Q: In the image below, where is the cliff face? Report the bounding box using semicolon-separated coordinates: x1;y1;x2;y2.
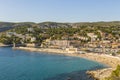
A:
0;21;120;32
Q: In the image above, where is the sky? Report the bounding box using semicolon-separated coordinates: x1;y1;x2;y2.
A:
0;0;120;23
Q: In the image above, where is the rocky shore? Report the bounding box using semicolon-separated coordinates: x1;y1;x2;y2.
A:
13;47;120;80
79;54;119;80
70;53;120;80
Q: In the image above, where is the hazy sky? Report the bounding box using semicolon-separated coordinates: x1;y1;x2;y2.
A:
0;0;120;22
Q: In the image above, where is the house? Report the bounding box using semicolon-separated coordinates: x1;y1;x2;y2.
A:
26;43;38;47
69;34;88;41
6;32;16;37
102;40;111;43
66;46;78;53
87;42;98;48
77;36;88;41
87;33;98;41
31;37;36;42
27;28;34;32
111;43;119;49
6;32;26;39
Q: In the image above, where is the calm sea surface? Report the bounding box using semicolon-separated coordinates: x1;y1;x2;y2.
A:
0;47;106;80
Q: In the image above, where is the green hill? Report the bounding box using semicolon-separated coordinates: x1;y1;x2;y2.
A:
0;21;120;32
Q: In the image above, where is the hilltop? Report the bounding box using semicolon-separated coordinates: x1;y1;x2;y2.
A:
0;21;120;32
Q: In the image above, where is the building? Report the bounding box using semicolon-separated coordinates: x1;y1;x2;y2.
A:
31;37;36;42
27;28;34;32
111;43;119;49
66;46;78;53
26;43;38;47
87;33;98;41
6;32;16;37
49;40;70;48
77;36;88;41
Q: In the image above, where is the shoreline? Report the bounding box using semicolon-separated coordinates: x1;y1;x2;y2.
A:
0;43;11;47
13;47;120;80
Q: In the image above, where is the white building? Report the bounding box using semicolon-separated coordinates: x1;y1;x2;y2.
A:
50;40;70;48
66;46;78;53
31;37;36;42
27;28;34;32
87;33;98;41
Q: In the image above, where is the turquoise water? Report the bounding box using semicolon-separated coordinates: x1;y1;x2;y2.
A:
0;47;106;80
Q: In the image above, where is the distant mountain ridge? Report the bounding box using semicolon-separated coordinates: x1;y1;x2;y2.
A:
0;21;120;32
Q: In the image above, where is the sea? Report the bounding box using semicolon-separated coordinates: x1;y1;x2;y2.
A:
0;47;106;80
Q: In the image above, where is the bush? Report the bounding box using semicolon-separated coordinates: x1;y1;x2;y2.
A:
105;65;120;80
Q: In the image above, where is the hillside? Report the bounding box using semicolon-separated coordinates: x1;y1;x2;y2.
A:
0;21;120;32
0;22;15;32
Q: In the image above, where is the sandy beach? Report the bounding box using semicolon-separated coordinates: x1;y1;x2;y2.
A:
76;53;120;80
13;47;120;80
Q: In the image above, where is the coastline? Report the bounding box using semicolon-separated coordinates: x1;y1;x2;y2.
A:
0;43;11;47
13;47;120;80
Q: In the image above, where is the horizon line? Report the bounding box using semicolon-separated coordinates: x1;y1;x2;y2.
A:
1;20;120;23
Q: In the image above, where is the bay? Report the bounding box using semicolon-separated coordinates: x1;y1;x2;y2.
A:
0;47;106;80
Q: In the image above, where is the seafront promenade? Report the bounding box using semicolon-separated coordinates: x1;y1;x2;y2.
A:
14;47;68;54
14;47;120;80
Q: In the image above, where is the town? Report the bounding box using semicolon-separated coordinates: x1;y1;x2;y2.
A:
0;22;120;56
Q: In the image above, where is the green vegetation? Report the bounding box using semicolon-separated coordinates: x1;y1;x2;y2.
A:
105;65;120;80
0;34;21;44
0;21;120;79
0;34;13;44
0;21;120;47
